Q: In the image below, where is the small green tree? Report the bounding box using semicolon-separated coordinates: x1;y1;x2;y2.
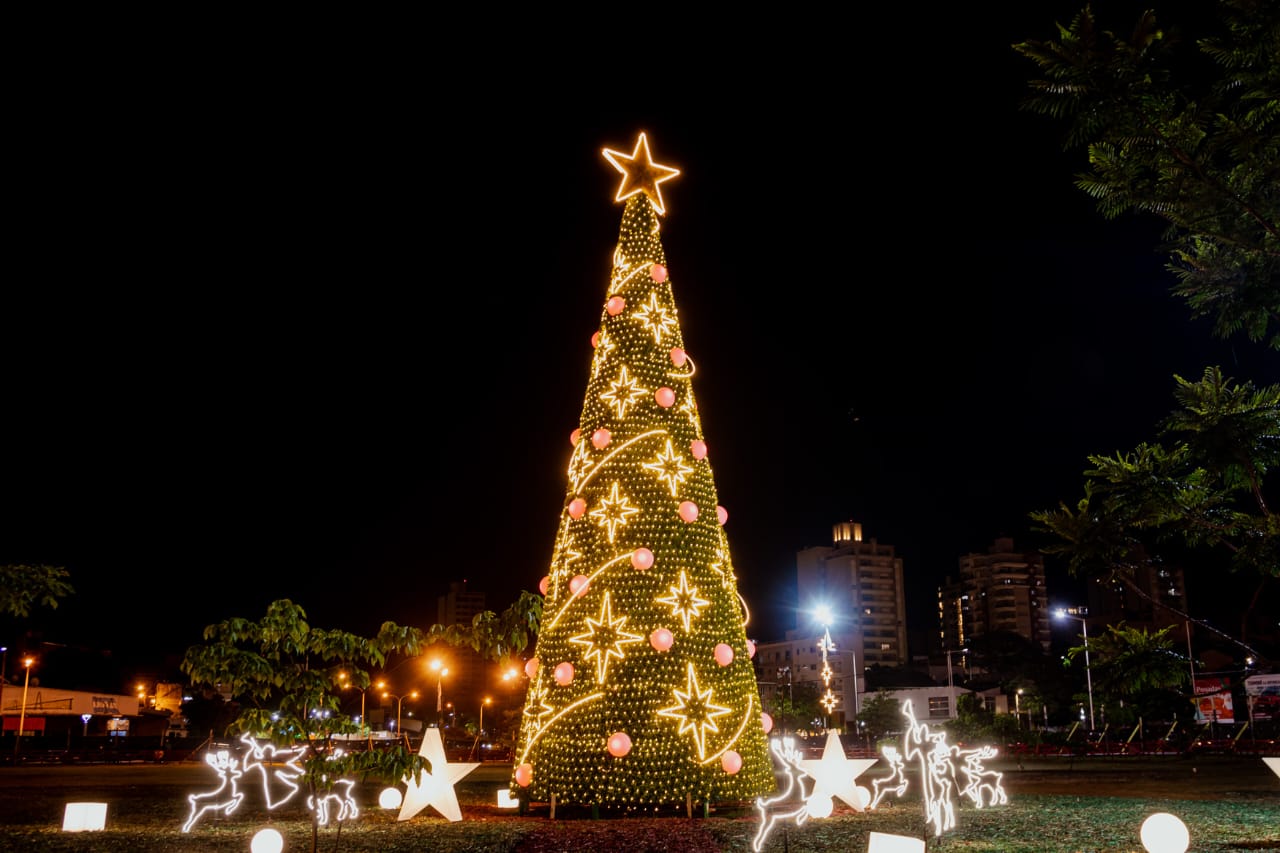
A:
181;593;542;851
0;564;73;617
854;689;904;745
1065;622;1192;726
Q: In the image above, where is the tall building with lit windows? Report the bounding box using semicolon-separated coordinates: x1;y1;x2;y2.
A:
768;522;911;696
937;536;1051;657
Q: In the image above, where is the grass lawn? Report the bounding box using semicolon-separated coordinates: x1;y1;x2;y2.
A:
0;756;1275;851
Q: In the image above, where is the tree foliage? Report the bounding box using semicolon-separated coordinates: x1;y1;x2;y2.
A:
1064;622;1193;724
0;564;73;618
180;593;542;851
1013;0;1280;348
1031;366;1278;649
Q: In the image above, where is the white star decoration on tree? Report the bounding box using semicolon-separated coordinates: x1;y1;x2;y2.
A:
588;481;641;543
798;730;878;812
656;569;710;631
633;292;676;343
657;662;732;759
569;591;643;682
600;365;648;419
397;728;480;823
642;438;695;496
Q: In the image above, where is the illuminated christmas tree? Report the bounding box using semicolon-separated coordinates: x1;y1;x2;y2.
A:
511;133;774;809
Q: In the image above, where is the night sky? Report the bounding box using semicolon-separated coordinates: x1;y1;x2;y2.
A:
5;2;1274;684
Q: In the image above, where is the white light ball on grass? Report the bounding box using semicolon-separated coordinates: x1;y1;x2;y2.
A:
805;792;833;819
1140;812;1189;853
378;787;403;809
250;828;284;853
854;785;871;809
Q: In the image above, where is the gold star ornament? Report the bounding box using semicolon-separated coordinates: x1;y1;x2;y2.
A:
602;132;681;215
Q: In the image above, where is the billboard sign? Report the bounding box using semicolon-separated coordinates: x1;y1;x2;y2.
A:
1193;677;1234;724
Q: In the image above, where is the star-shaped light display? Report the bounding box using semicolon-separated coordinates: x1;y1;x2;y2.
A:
522;680;554;731
588;481;641;543
602;132;681;215
798;730;878;812
591;329;616;378
633;292;677;344
569;591;643;683
658;662;732;759
600;365;648;419
398;728;480;823
642;439;695;496
656;569;710;631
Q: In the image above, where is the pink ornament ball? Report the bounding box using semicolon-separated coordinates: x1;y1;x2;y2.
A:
650;627;674;651
554;662;574;686
761;712;773;734
678;501;699;523
722;750;742;775
746;639;756;659
714;643;735;667
538;575;549;595
655;387;675;408
591;428;611;449
607;732;632;757
524;657;539;679
716;505;728;526
591;331;601;348
569;574;589;596
515;763;533;787
606;296;625;316
690;440;707;460
631;547;654;570
568;498;587;519
570;428;581;446
650;263;668;283
669;347;686;367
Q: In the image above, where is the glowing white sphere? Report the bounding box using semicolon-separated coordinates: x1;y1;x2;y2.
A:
378;787;403;809
1141;812;1189;853
805;792;833;819
854;785;871;809
250;828;284;853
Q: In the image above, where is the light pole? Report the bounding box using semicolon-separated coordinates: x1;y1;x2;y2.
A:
340;672;368;725
15;657;34;755
945;647;969;689
382;689;419;738
1015;689;1023;728
0;646;7;722
1056;607;1095;730
479;696;491;736
776;666;793;734
429;659;449;728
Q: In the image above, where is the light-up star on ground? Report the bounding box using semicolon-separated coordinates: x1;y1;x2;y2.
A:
798;730;878;812
602;132;681;215
398;728;480;823
569;591;643;683
658;662;732;759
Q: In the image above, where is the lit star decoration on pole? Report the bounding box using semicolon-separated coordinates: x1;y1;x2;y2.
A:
398;728;480;823
601;131;681;215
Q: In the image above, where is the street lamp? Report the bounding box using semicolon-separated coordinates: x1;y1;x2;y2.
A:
1056;607;1095;730
339;672;369;725
479;696;492;736
0;646;8;721
1015;689;1024;728
429;660;450;728
15;656;34;755
381;689;419;739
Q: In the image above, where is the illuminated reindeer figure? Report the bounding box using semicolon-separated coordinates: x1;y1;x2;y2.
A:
958;745;1007;808
306;747;360;826
182;749;244;832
